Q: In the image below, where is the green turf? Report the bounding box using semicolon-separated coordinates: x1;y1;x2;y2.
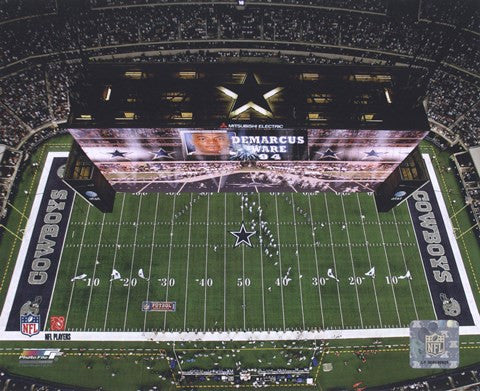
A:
1;136;479;390
47;186;435;332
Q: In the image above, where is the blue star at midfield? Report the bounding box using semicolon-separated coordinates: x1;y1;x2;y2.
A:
151;148;175;160
230;222;256;248
316;148;339;159
109;149;128;158
364;149;386;158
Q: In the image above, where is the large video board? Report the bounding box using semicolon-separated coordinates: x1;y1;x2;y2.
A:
69;128;427;193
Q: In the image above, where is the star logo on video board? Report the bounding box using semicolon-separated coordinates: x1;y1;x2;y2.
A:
316;148;339;160
218;73;282;118
363;149;387;158
230;222;256;248
109;149;128;158
151;148;175;160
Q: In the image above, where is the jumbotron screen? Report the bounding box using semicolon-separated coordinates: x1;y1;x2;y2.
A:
69;127;427;193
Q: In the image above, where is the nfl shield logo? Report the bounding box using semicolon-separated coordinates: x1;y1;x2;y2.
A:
425;333;445;357
20;315;40;337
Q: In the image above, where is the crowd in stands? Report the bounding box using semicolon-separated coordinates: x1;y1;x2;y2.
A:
90;0;388;13
0;105;29;148
0;0;56;23
419;0;480;29
427;71;472;127
0;65;50;129
0;148;21;218
0;0;479;217
0;3;478;71
2;53;478;151
45;60;82;122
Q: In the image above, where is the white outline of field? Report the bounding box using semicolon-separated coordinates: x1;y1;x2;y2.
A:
0;152;479;341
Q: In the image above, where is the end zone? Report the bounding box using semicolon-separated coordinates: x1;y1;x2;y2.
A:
0;152;72;335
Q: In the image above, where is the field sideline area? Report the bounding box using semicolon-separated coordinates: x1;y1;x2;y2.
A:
0;139;480;389
0;146;479;342
51;177;431;333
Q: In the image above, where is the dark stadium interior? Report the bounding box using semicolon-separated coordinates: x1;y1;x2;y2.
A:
69;63;429;129
0;0;479;390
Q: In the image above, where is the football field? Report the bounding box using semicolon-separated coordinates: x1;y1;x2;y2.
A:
47;189;435;333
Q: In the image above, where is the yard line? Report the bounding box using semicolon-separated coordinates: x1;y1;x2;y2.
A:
122;196;143;331
290;194;306;329
83;213;106;330
163;194;178;330
256;193;266;330
223;193;227;331
143;193;160;331
65;204;91;329
373;197;402;326
273;194;286;330
356;194;382;327
240;194;246;331
392;208;419;320
203;194;210;331
323;194;344;328
103;193;126;330
307;194;325;329
183;193;194;331
340;195;363;327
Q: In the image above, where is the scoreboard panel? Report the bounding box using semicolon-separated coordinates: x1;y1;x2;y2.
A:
69;127;427;193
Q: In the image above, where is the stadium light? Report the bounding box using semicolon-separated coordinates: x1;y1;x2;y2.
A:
249;103;270;116
103;85;112;101
217;86;238;99
230;102;272;117
263;86;283;100
384;88;392;104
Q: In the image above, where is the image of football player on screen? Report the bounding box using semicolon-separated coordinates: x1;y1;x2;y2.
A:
181;130;234;158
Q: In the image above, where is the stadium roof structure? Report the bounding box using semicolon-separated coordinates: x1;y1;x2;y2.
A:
69;63;429;130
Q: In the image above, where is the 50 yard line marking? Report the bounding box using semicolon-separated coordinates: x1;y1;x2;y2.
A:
340;195;363;328
123;196;143;331
290;194;306;329
356;194;382;327
163;194;177;331
84;213;106;330
143;193;160;331
183;193;194;331
203;194;210;332
103;193;126;330
65;203;91;329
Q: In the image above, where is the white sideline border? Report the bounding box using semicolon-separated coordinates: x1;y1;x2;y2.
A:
0;151;479;341
0;152;69;331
